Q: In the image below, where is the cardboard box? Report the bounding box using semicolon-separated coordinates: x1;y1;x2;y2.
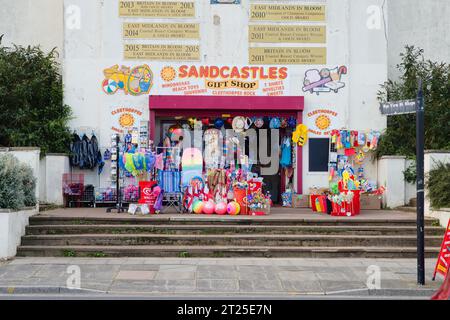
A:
292;194;310;208
360;194;382;210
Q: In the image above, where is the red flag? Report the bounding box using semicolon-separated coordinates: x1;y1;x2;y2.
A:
433;220;450;280
432;272;450;300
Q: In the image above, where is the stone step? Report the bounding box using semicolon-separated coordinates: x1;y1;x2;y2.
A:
20;234;443;247
28;216;439;227
16;245;441;258
25;224;445;236
396;207;417;213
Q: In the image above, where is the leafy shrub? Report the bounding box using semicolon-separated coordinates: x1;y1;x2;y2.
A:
376;46;450;158
18;162;37;207
403;160;417;184
427;162;450;209
0;154;36;210
0;36;72;156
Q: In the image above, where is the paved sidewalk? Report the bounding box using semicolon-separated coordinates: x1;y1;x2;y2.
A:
0;258;442;298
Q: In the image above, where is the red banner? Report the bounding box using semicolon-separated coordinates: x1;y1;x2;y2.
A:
433;220;450;280
138;181;158;213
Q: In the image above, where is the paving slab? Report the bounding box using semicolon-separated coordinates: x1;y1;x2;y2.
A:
0;257;443;298
197;279;239;292
116;271;156;281
154;271;196;280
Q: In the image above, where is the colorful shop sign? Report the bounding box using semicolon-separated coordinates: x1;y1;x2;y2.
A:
102;64;153;95
159;64;289;96
307;109;339;136
302;66;347;95
111;107;143;133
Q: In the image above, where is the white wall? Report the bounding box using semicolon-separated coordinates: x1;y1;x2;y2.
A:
387;0;450;79
62;0;388;193
0;0;64;56
40;155;71;205
377;156;406;208
0;208;38;259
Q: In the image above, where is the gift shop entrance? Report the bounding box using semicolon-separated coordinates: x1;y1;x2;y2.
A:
149;95;304;207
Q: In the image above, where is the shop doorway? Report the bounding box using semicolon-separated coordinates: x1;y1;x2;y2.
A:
149;95;304;197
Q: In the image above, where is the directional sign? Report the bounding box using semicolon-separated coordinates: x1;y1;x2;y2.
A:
380;99;416;115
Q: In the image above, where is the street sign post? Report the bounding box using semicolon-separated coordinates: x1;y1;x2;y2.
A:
416;80;425;285
380;99;417;116
379;79;425;285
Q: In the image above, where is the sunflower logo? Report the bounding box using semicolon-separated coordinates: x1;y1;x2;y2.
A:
315;115;331;131
161;66;177;82
119;113;135;128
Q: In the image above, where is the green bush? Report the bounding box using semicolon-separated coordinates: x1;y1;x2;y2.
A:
427;162;450;209
376;46;450;158
0;154;36;210
0;36;72;156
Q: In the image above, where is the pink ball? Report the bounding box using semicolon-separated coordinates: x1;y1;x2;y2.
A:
203;201;216;215
215;202;227;215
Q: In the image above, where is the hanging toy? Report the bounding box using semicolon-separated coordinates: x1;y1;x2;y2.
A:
292;124;308;147
187;117;197;129
370;131;380;150
336;130;343;150
358;131;366;147
355;150;365;165
329;166;335;181
287;116;297;129
363;130;372;152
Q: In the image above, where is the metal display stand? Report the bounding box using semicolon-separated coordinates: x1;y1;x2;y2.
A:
106;134;125;213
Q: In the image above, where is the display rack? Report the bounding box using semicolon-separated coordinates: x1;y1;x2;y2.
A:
106;134;126;213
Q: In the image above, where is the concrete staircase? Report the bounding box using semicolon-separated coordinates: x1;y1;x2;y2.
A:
16;215;445;258
397;198;418;213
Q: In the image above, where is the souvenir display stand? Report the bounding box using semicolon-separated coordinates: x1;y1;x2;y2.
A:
307;129;385;217
106;134;125;213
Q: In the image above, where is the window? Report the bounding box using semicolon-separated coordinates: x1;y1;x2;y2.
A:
308;138;330;172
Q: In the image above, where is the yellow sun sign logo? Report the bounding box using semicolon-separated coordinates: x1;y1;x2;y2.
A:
315;115;331;131
161;66;177;82
119;113;135;128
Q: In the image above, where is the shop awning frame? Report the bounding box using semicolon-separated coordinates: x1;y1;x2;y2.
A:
148;95;305;193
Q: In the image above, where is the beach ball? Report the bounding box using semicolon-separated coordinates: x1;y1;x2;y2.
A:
227;201;241;215
203;201;216;215
192;200;204;214
215;202;227;215
168;125;183;142
102;79;119;94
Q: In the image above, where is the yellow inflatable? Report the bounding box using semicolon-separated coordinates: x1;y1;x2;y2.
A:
292;124;308;147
